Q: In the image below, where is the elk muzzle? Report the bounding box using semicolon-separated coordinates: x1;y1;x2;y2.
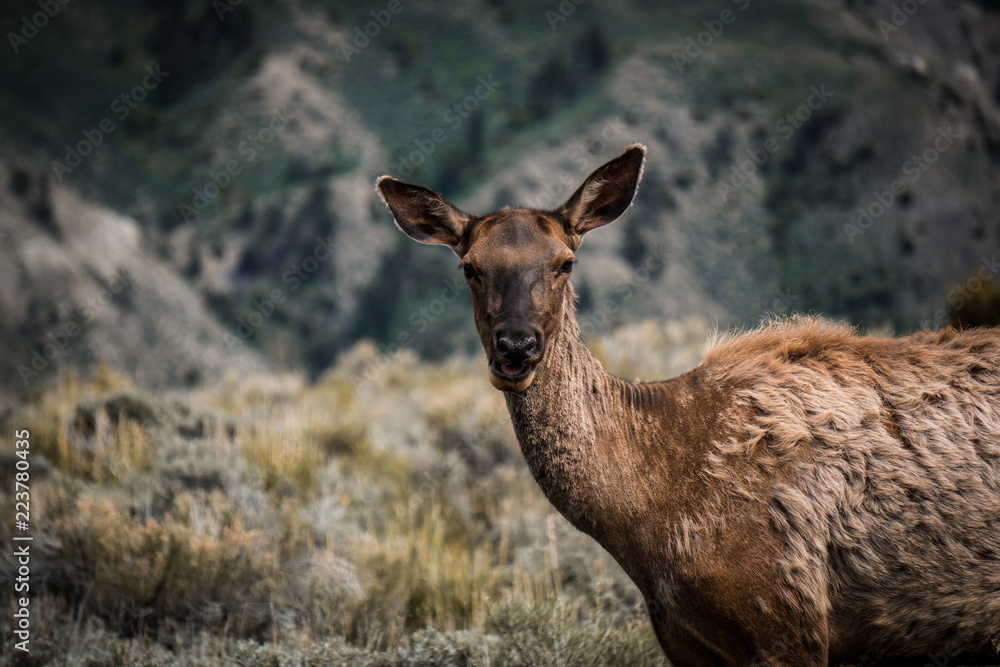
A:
489;326;543;392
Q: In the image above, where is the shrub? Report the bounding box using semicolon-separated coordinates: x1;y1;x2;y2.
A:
45;493;280;636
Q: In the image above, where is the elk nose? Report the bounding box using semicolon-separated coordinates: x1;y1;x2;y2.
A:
495;330;540;364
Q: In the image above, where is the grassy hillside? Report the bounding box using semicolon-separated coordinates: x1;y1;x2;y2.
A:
0;319;707;665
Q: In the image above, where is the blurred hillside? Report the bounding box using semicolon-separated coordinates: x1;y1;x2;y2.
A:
1;0;999;395
0;327;703;664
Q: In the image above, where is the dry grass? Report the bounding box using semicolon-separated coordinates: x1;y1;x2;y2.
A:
0;318;706;665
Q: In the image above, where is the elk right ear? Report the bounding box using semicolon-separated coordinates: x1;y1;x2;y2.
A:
376;176;470;252
558;144;646;242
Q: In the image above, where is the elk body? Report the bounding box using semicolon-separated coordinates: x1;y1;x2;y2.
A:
376;145;1000;666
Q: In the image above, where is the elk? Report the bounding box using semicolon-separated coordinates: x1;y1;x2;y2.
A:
376;144;1000;666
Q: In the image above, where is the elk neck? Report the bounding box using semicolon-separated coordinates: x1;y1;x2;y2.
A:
503;290;686;557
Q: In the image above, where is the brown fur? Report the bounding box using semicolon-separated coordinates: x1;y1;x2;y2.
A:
376;146;1000;666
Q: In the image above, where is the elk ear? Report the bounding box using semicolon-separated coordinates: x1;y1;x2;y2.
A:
376;176;470;252
559;143;646;239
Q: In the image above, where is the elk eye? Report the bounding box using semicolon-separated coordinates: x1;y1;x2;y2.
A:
463;264;478;281
559;260;575;276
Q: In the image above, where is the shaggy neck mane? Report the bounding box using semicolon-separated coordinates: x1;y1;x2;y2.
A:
504;291;680;558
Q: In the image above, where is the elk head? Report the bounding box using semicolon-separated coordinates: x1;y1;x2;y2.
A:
376;144;646;392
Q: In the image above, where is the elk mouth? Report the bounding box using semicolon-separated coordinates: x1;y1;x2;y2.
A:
491;360;532;380
488;358;538;392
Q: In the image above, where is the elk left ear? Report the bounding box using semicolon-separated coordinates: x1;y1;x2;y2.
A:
376;176;471;254
559;143;646;239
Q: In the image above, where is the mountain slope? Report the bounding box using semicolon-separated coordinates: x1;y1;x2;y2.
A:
0;158;267;399
0;0;998;394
